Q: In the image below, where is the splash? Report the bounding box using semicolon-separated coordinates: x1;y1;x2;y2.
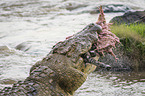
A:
95;6;120;60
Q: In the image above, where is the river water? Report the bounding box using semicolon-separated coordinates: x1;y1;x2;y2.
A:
0;0;145;95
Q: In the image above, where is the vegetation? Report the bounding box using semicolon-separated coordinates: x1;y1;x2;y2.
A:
111;23;144;41
110;23;145;70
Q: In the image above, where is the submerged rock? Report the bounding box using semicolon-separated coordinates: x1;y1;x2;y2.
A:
0;46;9;51
110;10;145;24
90;4;131;14
15;42;31;52
0;45;16;56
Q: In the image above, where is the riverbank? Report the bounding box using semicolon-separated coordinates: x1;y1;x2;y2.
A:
98;9;145;72
111;23;145;71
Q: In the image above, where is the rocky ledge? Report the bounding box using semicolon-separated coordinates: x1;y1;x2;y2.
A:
110;10;145;25
98;10;145;72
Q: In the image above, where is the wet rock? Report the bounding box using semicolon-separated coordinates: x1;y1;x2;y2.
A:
0;45;16;56
90;4;131;14
98;37;145;72
110;10;145;25
15;42;31;52
0;46;9;51
97;45;133;71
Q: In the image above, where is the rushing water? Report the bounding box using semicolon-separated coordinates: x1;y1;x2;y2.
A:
0;0;145;95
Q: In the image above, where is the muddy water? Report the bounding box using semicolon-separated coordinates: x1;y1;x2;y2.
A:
75;71;145;96
0;0;145;95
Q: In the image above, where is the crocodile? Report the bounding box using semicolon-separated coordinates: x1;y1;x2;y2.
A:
0;23;104;96
0;6;119;96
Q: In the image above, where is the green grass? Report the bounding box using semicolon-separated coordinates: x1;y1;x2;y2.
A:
110;23;145;68
128;23;145;37
111;23;145;42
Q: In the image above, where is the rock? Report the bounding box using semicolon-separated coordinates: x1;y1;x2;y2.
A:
98;45;133;71
90;4;131;14
110;10;145;25
98;38;145;72
0;45;17;56
0;46;10;51
15;42;31;52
